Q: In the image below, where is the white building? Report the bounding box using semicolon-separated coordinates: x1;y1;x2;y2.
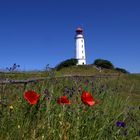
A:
75;27;86;65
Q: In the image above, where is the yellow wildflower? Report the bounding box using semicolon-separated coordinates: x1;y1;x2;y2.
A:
9;105;14;110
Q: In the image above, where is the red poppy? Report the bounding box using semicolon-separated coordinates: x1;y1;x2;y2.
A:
81;91;95;106
57;95;71;104
24;90;40;105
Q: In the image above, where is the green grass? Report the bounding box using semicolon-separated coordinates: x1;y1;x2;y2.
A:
0;72;140;139
57;65;121;76
0;71;49;80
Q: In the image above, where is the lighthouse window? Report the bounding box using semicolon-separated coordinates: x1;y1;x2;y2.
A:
82;45;83;48
81;40;83;42
82;51;83;53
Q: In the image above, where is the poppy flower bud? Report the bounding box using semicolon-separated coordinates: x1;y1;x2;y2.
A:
57;95;71;105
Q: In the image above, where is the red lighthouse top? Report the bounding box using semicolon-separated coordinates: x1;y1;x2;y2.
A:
76;27;83;34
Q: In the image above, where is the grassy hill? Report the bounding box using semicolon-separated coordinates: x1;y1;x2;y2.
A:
0;65;123;80
58;65;121;76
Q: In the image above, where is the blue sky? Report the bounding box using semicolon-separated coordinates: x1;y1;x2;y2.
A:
0;0;140;73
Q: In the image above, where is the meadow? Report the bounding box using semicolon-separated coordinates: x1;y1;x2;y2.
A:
0;69;140;140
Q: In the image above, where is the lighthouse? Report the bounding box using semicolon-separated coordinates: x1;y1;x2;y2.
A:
75;27;86;65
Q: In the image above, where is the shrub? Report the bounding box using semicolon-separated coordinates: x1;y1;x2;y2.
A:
55;58;77;70
93;59;114;69
115;67;129;74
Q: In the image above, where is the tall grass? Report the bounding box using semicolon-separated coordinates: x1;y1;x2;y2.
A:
0;75;140;139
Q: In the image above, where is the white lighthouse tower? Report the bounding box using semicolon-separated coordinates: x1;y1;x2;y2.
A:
75;27;86;65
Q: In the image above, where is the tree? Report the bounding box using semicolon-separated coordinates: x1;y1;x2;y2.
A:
55;58;77;70
93;59;114;69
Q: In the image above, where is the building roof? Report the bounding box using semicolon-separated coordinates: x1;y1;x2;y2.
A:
76;27;83;33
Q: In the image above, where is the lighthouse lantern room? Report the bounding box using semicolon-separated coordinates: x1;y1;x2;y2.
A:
75;27;86;65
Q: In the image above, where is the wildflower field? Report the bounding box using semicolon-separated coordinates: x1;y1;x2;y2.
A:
0;74;140;140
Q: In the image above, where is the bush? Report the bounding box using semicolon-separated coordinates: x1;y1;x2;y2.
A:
55;58;78;70
115;67;129;74
93;59;114;69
